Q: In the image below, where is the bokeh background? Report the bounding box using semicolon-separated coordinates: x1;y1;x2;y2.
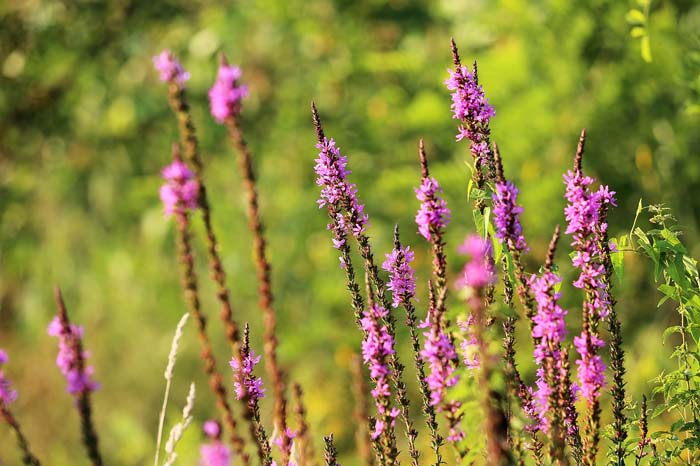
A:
1;0;699;464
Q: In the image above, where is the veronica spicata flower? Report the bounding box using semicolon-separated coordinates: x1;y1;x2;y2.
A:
492;180;528;253
382;245;417;308
415;176;450;242
47;316;99;395
200;420;231;466
0;349;17;405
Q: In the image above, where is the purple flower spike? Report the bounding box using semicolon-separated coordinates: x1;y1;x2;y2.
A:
209;63;248;123
529;270;569;432
456;235;495;290
573;334;607;402
564;165;616;403
47;316;99;395
492;180;528;253
360;304;400;439
230;348;265;401
160;160;199;217
420;324;459;406
444;63;495;172
200;421;232;466
314;137;369;240
382;245;417;308
153;50;190;85
0;349;17;405
415;177;450;241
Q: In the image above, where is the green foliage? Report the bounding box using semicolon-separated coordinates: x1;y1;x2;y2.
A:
630;205;700;464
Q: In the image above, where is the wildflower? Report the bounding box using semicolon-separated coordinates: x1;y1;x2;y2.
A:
415;177;450;241
456;235;495;290
382;245;416;307
492;180;528;253
360;304;399;439
444;62;495;172
0;349;17;405
420;324;459;406
529;270;569;432
200;420;231;466
564;166;616;402
230;348;265;401
153;50;190;85
314;137;368;238
47;316;99;395
209;63;248;123
160;159;199;217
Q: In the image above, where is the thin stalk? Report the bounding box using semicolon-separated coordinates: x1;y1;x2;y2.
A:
171;190;250;465
352;354;376;466
293;383;316;466
0;404;41;466
225;113;290;460
323;434;339;466
394;226;443;466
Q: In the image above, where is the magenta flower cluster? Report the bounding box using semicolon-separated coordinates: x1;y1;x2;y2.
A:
415;177;450;241
153;50;190;85
564;169;616;402
492;180;528;253
209;64;248;123
315;137;369;240
444;64;495;171
230;349;266;401
382;245;417;307
200;420;231;466
160;160;199;217
420;322;459;407
47;317;99;395
529;270;568;432
360;304;400;439
456;235;495;290
0;349;17;405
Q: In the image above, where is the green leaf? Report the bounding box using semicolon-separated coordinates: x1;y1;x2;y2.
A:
641;35;653;63
610;237;625;283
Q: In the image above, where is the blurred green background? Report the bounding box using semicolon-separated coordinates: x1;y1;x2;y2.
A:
1;0;699;464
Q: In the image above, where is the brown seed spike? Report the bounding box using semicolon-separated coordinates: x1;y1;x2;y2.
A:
472;60;479;84
311;102;325;142
545;225;561;271
450;38;461;68
219;52;229;67
493;143;505;183
393;224;401;250
418;139;429;178
574;128;586;173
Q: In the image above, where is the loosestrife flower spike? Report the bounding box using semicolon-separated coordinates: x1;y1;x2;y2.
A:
229;346;266;402
360;303;400;439
563;136;617;404
382;244;416;308
456;235;495;290
0;349;17;405
529;269;569;433
415;176;451;241
444;46;495;180
492;180;528;253
153;50;190;85
200;421;232;466
160;158;199;217
314;136;369;240
47;316;99;395
209;56;248;123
